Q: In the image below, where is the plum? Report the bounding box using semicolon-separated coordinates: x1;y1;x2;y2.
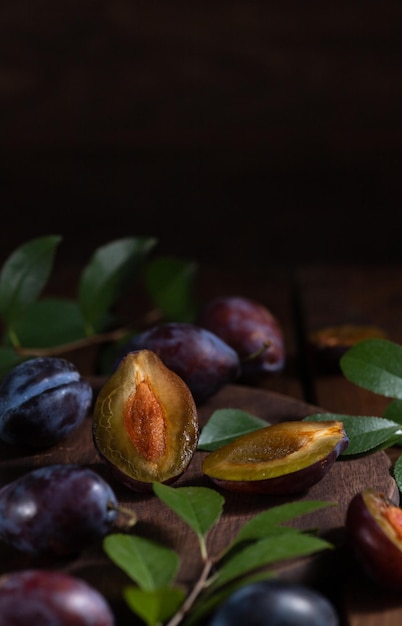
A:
345;488;402;590
0;464;119;556
0;569;115;626
202;420;348;494
0;356;93;447
114;322;241;404
308;324;388;373
208;580;339;626
93;349;199;491
197;295;285;382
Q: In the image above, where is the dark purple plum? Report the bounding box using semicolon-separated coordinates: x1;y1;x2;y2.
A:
209;580;339;626
197;295;285;382
0;569;115;626
0;356;93;448
115;322;241;403
0;464;119;556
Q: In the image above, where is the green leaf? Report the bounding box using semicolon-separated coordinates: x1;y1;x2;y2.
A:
305;412;402;455
211;533;332;591
393;454;402;493
0;235;61;326
198;408;268;451
12;298;87;347
79;237;157;333
103;533;180;591
340;338;402;399
230;500;335;547
383;399;402;425
153;483;224;539
123;586;185;626
144;256;198;322
383;400;402;446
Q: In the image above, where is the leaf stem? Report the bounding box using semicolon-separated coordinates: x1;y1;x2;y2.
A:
165;557;215;626
11;307;165;359
14;326;133;357
7;327;21;349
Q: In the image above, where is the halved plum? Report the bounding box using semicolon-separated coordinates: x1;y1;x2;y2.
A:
308;324;388;373
93;349;199;491
345;488;402;590
202;420;348;494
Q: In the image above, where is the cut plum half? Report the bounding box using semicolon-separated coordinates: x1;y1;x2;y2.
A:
93;349;199;491
346;488;402;590
202;420;348;494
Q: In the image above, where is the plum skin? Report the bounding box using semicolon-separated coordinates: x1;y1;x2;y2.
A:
346;488;402;590
115;322;241;404
208;580;339;626
0;569;115;626
0;464;119;556
197;295;285;381
0;356;93;448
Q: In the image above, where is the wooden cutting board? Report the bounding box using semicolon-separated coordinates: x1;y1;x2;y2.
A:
0;383;397;622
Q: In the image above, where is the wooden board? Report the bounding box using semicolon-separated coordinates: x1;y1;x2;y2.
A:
0;383;397;623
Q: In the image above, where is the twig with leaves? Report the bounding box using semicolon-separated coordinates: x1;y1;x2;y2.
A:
103;484;334;626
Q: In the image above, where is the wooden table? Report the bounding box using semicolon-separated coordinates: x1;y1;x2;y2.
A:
1;261;402;625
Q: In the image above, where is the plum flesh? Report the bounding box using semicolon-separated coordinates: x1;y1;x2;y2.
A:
93;349;199;491
346;488;402;590
202;420;348;494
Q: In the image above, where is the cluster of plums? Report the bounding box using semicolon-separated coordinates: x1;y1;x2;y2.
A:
0;357;120;624
115;295;286;404
0;304;402;624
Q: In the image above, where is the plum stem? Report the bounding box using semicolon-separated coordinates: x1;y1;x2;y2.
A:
108;501;137;529
242;340;272;363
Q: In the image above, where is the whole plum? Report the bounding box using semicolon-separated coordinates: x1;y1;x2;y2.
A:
0;356;93;448
0;569;115;626
345;488;402;590
197;296;285;382
208;580;339;626
115;322;241;403
0;464;119;556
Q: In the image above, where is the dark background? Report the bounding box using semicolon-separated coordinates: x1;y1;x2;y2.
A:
1;1;402;269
